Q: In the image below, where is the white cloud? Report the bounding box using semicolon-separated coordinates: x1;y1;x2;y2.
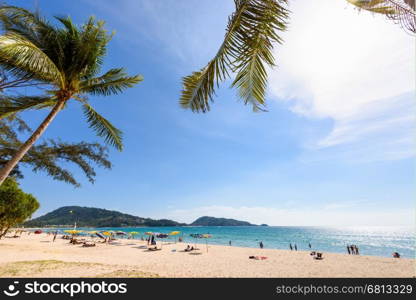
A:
158;205;413;226
268;0;415;157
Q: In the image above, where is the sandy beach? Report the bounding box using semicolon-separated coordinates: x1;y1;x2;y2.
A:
0;233;414;278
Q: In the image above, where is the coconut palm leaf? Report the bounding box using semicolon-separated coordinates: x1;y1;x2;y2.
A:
231;0;286;111
0;96;56;119
347;0;416;35
0;33;63;85
80;68;143;96
0;5;55;45
82;103;123;151
180;0;288;113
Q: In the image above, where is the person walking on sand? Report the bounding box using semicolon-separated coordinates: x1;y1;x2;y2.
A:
289;243;293;250
259;241;264;249
347;245;351;255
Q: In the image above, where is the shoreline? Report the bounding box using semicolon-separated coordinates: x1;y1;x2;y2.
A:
13;227;414;259
0;233;414;278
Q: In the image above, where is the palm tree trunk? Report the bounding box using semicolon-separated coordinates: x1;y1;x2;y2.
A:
0;98;66;185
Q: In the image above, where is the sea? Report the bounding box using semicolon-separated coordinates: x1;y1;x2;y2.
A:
51;226;415;258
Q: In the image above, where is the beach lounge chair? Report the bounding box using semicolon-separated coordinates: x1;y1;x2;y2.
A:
70;238;85;245
147;245;161;251
82;241;96;247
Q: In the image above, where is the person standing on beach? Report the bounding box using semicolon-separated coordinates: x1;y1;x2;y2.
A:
347;245;351;254
294;244;297;251
355;246;359;255
229;240;232;246
289;243;293;250
259;241;264;249
308;242;311;249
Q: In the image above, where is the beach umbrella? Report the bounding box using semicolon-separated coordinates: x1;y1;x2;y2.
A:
115;231;127;237
101;231;116;242
169;231;180;243
156;233;169;246
202;234;212;252
190;233;212;252
129;231;139;239
64;230;82;235
96;232;105;240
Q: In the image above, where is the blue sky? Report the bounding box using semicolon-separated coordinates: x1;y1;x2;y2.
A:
10;0;415;226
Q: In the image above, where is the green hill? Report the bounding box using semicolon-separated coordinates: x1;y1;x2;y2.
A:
23;206;185;227
190;216;257;226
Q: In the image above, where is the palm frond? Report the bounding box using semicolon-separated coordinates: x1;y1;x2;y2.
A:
231;0;287;111
0;96;56;119
82;102;123;151
180;0;288;113
0;33;63;85
0;5;53;43
80;68;143;96
347;0;416;35
55;16;112;80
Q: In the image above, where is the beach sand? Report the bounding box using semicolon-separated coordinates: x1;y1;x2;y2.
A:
0;234;414;278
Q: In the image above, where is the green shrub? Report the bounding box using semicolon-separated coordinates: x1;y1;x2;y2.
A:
0;178;39;238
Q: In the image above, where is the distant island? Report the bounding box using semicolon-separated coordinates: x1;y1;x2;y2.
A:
190;216;257;226
23;206;263;227
23;206;186;228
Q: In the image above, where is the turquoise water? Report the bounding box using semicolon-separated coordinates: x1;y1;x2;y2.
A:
54;226;415;258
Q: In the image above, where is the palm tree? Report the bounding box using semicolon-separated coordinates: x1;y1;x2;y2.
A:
180;0;289;113
180;0;414;114
346;0;416;35
0;6;142;185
